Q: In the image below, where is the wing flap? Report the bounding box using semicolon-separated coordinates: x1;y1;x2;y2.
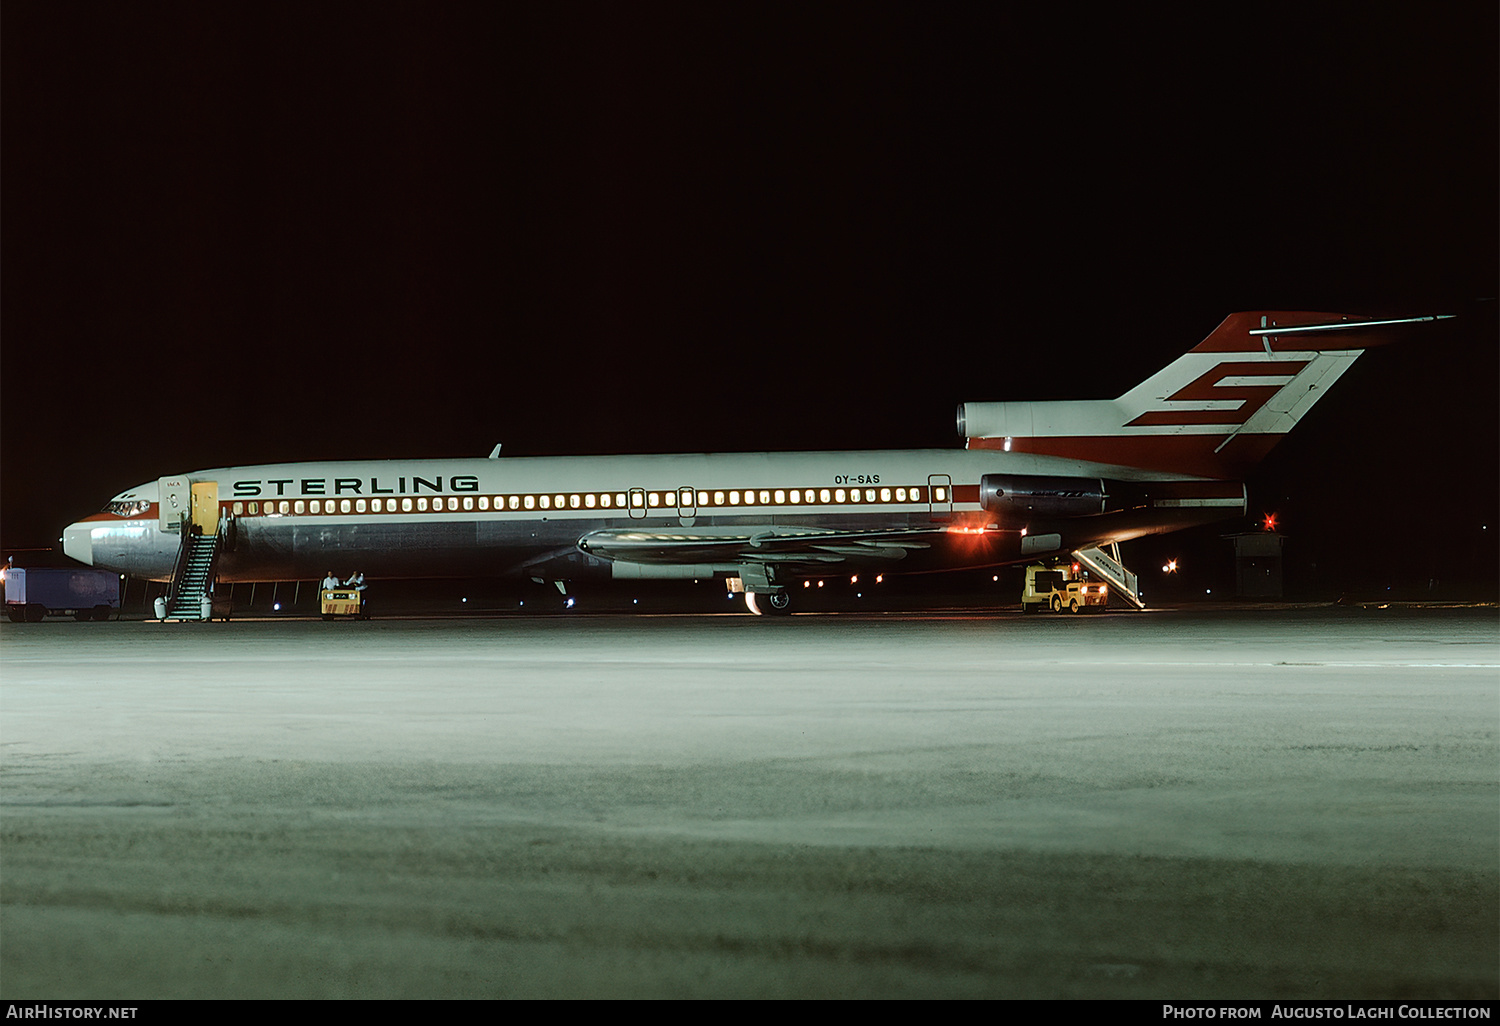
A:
577;525;935;568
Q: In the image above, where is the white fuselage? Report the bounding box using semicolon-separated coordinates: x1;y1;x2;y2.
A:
63;447;1232;584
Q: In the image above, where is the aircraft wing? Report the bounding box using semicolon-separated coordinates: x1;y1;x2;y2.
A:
576;525;937;568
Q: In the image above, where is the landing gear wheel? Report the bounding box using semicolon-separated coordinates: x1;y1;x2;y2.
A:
762;590;792;616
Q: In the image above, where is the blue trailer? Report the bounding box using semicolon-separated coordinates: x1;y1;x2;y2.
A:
4;567;121;622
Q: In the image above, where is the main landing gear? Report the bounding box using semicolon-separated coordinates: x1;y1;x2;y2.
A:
745;589;792;616
729;566;792;616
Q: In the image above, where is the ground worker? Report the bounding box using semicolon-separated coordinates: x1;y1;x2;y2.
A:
345;571;368;616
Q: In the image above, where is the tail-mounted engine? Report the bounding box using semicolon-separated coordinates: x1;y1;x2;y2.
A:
979;474;1106;519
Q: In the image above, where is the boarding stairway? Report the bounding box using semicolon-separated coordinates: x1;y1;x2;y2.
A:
166;530;220;620
1071;543;1145;610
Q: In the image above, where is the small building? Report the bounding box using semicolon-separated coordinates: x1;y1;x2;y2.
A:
1226;531;1285;599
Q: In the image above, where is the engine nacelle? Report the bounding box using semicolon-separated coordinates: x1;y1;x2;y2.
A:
979;474;1106;519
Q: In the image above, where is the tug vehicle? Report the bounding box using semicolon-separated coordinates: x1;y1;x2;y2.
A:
1021;562;1108;614
320;587;366;620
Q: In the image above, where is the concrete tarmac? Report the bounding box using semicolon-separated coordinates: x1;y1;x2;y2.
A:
2;606;1496;998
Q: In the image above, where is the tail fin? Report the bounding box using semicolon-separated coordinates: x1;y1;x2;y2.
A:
961;312;1451;479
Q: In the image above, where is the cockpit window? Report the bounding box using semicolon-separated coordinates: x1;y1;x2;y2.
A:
105;500;151;517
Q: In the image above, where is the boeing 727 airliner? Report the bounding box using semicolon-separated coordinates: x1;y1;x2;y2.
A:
60;312;1446;615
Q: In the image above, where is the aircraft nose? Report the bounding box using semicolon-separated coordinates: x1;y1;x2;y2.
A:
61;522;94;565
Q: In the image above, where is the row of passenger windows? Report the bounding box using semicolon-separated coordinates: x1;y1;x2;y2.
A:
230;485;944;517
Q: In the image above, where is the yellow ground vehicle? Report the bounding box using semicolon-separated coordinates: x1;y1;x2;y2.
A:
320;588;367;620
1021;563;1108;614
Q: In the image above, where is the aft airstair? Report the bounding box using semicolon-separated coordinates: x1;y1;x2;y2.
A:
166;531;220;620
1071;543;1145;610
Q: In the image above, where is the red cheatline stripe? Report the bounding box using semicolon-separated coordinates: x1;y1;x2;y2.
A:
79;507;158;523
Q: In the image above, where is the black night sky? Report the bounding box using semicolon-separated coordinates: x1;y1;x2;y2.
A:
3;4;1496;597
